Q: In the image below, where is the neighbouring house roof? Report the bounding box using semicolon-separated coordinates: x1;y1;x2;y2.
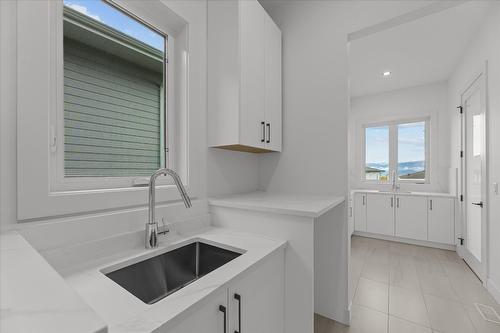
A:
63;6;164;73
365;167;383;173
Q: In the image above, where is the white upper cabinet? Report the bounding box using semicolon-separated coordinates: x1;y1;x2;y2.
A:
208;0;282;153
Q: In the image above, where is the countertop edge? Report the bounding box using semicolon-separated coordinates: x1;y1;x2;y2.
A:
208;194;346;218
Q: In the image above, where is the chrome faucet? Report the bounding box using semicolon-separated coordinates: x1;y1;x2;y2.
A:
146;168;192;249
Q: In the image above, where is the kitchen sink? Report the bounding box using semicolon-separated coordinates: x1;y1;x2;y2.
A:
104;241;242;304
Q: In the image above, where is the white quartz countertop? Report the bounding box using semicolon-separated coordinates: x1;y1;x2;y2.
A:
0;232;107;333
351;189;456;198
62;227;286;333
208;191;345;217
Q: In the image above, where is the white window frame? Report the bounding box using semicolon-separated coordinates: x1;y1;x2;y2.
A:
51;0;173;191
16;0;201;220
361;117;430;185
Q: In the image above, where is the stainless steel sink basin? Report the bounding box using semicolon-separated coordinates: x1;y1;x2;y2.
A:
104;241;242;304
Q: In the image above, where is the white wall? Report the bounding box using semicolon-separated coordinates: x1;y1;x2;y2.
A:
0;0;259;252
258;0;438;195
447;2;500;302
349;82;450;193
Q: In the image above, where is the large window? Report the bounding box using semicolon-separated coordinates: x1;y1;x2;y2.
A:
363;119;429;183
61;0;167;181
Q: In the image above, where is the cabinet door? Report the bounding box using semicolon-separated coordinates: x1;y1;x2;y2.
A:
354;193;367;232
264;14;282;152
229;249;284;333
239;0;266;149
166;288;228;333
366;194;394;236
395;195;428;241
428;197;455;244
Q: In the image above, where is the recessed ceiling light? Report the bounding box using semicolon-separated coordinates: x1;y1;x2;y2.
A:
382;71;391;77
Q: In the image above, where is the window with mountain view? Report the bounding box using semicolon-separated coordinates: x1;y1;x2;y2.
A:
364;119;428;183
398;121;426;181
365;126;389;181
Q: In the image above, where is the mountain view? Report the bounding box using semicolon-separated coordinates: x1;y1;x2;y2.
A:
366;160;425;177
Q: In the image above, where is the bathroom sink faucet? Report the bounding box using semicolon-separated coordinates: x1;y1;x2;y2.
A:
146;168;192;249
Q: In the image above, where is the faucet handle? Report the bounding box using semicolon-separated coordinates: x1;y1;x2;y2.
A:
158;217;169;235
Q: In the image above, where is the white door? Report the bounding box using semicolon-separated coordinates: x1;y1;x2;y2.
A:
354;193;367;232
395;195;428;241
228;250;284;333
264;14;282;152
166;288;227;333
239;0;266;149
460;73;487;281
428;197;455;245
366;194;394;236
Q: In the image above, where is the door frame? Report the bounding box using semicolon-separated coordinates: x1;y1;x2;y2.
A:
457;62;489;283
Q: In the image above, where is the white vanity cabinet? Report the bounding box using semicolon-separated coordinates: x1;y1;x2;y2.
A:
428;197;455;245
366;193;395;236
354;193;367;232
395;195;428;241
167;288;228;333
166;249;285;333
208;0;282;153
228;249;285;333
352;191;456;247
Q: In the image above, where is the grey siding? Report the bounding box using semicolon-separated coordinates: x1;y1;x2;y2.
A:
63;38;163;177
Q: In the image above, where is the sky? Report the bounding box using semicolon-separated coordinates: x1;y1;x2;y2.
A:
64;0;165;51
365;122;425;164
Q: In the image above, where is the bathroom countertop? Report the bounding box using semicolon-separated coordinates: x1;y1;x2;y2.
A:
0;231;107;333
61;227;287;333
351;189;456;198
209;191;345;218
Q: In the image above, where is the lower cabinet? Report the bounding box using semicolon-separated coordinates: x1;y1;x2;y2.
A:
354;191;456;246
395;195;428;241
366;193;394;236
167;249;285;333
428;197;455;245
354;193;367;232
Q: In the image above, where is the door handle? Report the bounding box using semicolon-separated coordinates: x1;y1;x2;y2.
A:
390;197;394;208
396;197;400;208
234;293;241;333
429;199;433;211
472;201;484;208
362;195;365;205
219;305;227;333
261;122;265;143
266;123;270;143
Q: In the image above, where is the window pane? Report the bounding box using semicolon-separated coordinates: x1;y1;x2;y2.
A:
365;126;389;181
398;122;426;181
63;0;165;177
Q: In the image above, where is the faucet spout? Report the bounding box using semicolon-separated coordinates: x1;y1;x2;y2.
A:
146;168;192;249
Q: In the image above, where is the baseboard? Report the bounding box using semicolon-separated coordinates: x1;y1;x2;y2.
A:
487;278;500;305
353;231;456;251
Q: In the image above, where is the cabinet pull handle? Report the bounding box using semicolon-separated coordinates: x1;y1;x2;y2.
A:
261;122;265;143
234;293;241;333
390;197;394;208
430;199;433;211
219;305;227;333
396;197;400;208
266;123;271;143
362;195;366;205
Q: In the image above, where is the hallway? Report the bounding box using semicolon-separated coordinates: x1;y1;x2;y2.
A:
315;236;500;333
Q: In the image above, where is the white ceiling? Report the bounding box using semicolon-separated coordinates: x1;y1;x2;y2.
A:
349;1;492;98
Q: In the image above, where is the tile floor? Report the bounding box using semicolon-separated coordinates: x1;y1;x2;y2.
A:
314;236;500;333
